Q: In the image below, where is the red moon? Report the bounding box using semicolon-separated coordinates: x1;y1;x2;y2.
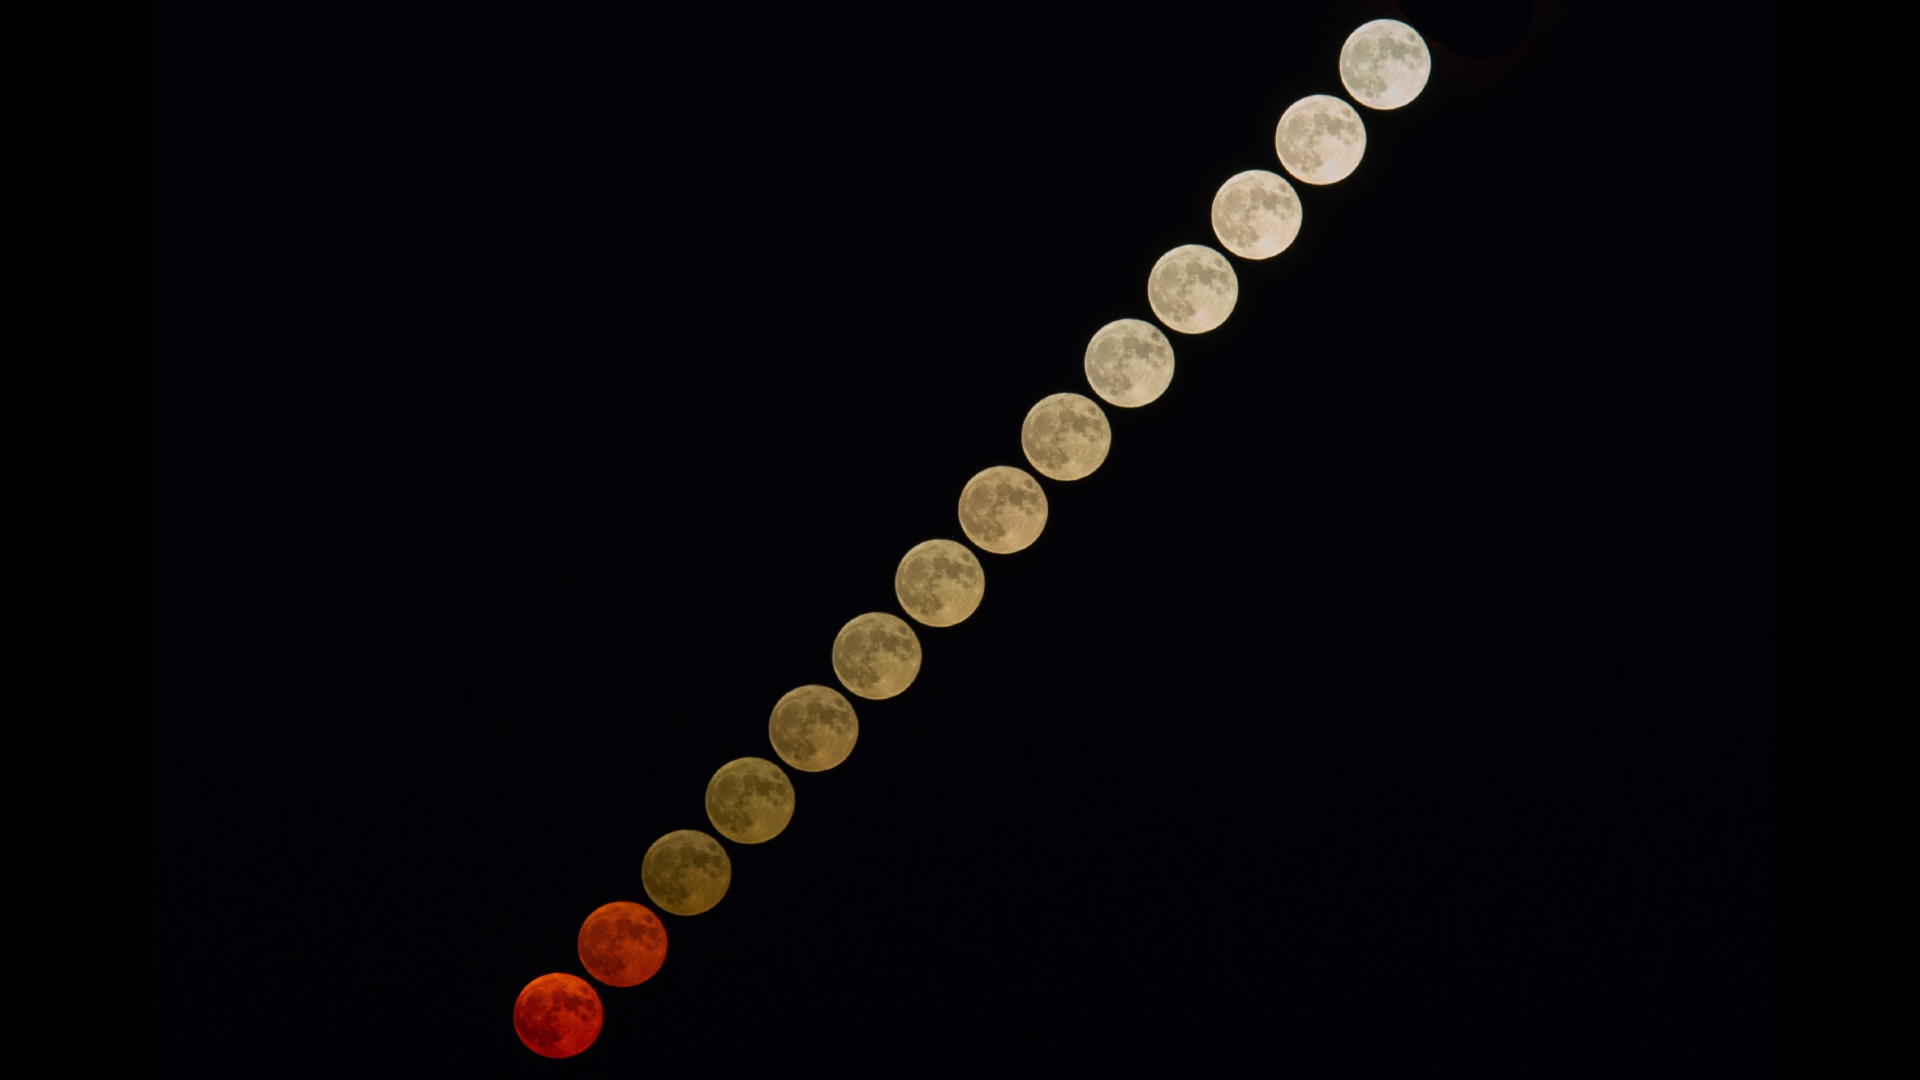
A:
578;901;668;987
512;973;603;1059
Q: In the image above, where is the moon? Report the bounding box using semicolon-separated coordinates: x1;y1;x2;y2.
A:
512;973;603;1058
958;465;1048;554
1276;94;1367;185
640;829;732;916
705;756;795;844
1083;318;1175;408
831;611;923;699
1147;244;1238;334
1211;170;1302;260
576;901;667;988
895;539;984;627
1022;392;1111;481
768;684;858;772
1340;19;1431;110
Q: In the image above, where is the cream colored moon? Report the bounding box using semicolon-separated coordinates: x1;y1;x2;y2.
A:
957;465;1048;554
1022;392;1110;481
1211;170;1302;261
894;539;984;627
1275;94;1367;185
831;611;922;699
640;829;731;916
1340;19;1431;110
768;684;858;772
1083;319;1174;408
1147;245;1238;335
704;757;795;845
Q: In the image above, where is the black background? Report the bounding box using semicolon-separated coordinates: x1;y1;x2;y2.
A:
152;1;1773;1073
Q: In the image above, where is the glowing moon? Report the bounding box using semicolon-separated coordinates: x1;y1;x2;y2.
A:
1022;392;1110;481
1211;170;1302;260
895;539;984;627
768;684;858;772
1084;319;1174;408
705;756;795;844
513;973;603;1058
576;901;667;988
641;829;732;916
1147;244;1238;334
1275;94;1367;185
1339;19;1431;110
958;465;1048;554
831;611;923;699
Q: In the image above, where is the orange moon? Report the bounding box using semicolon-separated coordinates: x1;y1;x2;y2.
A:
577;901;668;988
512;972;603;1059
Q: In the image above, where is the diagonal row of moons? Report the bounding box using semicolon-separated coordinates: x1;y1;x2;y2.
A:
512;17;1436;1059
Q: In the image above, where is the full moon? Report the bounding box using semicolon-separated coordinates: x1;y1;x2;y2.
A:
768;684;858;772
1147;245;1238;334
1084;318;1175;408
1211;170;1302;260
705;756;796;844
958;465;1048;554
513;973;603;1059
1339;19;1431;110
1275;94;1367;185
831;611;923;699
895;539;984;627
576;901;667;988
1022;392;1111;481
641;829;732;916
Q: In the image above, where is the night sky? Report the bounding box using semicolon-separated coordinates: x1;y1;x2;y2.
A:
152;1;1773;1073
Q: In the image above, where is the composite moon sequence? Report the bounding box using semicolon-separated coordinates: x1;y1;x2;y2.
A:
1147;245;1238;335
768;684;859;772
705;756;796;844
832;611;923;699
1339;19;1431;110
958;465;1049;554
513;973;603;1058
895;539;985;627
641;829;732;916
1084;318;1175;408
1276;94;1367;185
1022;393;1111;481
1211;170;1302;261
577;901;667;988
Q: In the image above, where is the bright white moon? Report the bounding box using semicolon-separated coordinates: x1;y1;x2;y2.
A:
1147;245;1238;335
958;465;1048;554
894;539;984;627
1339;19;1431;110
831;611;922;700
1084;319;1174;408
1022;392;1111;481
1275;94;1367;186
1211;170;1302;260
768;684;858;772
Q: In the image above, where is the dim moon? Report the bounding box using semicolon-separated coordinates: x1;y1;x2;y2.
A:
513;973;603;1059
958;465;1048;554
1147;245;1238;334
832;611;923;699
895;539;984;627
1340;19;1431;110
1211;170;1302;260
705;757;795;844
576;901;667;988
768;684;858;772
1275;94;1367;185
1084;319;1175;408
641;829;732;916
1022;392;1110;481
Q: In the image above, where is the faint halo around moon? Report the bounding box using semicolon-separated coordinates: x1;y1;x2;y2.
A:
895;539;984;627
768;684;858;772
1084;319;1174;408
576;901;667;988
832;611;923;699
641;829;732;916
705;757;795;844
1340;19;1432;109
1022;393;1111;481
1211;170;1302;260
1276;95;1367;185
958;465;1048;554
513;973;603;1059
1148;245;1238;334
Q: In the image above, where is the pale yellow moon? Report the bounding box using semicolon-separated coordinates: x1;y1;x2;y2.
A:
958;465;1048;554
1083;319;1174;409
767;684;858;772
704;757;795;844
894;539;984;627
1276;94;1366;185
1211;170;1302;261
1147;245;1238;335
1339;19;1431;110
1022;392;1111;481
831;611;922;699
640;829;731;916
